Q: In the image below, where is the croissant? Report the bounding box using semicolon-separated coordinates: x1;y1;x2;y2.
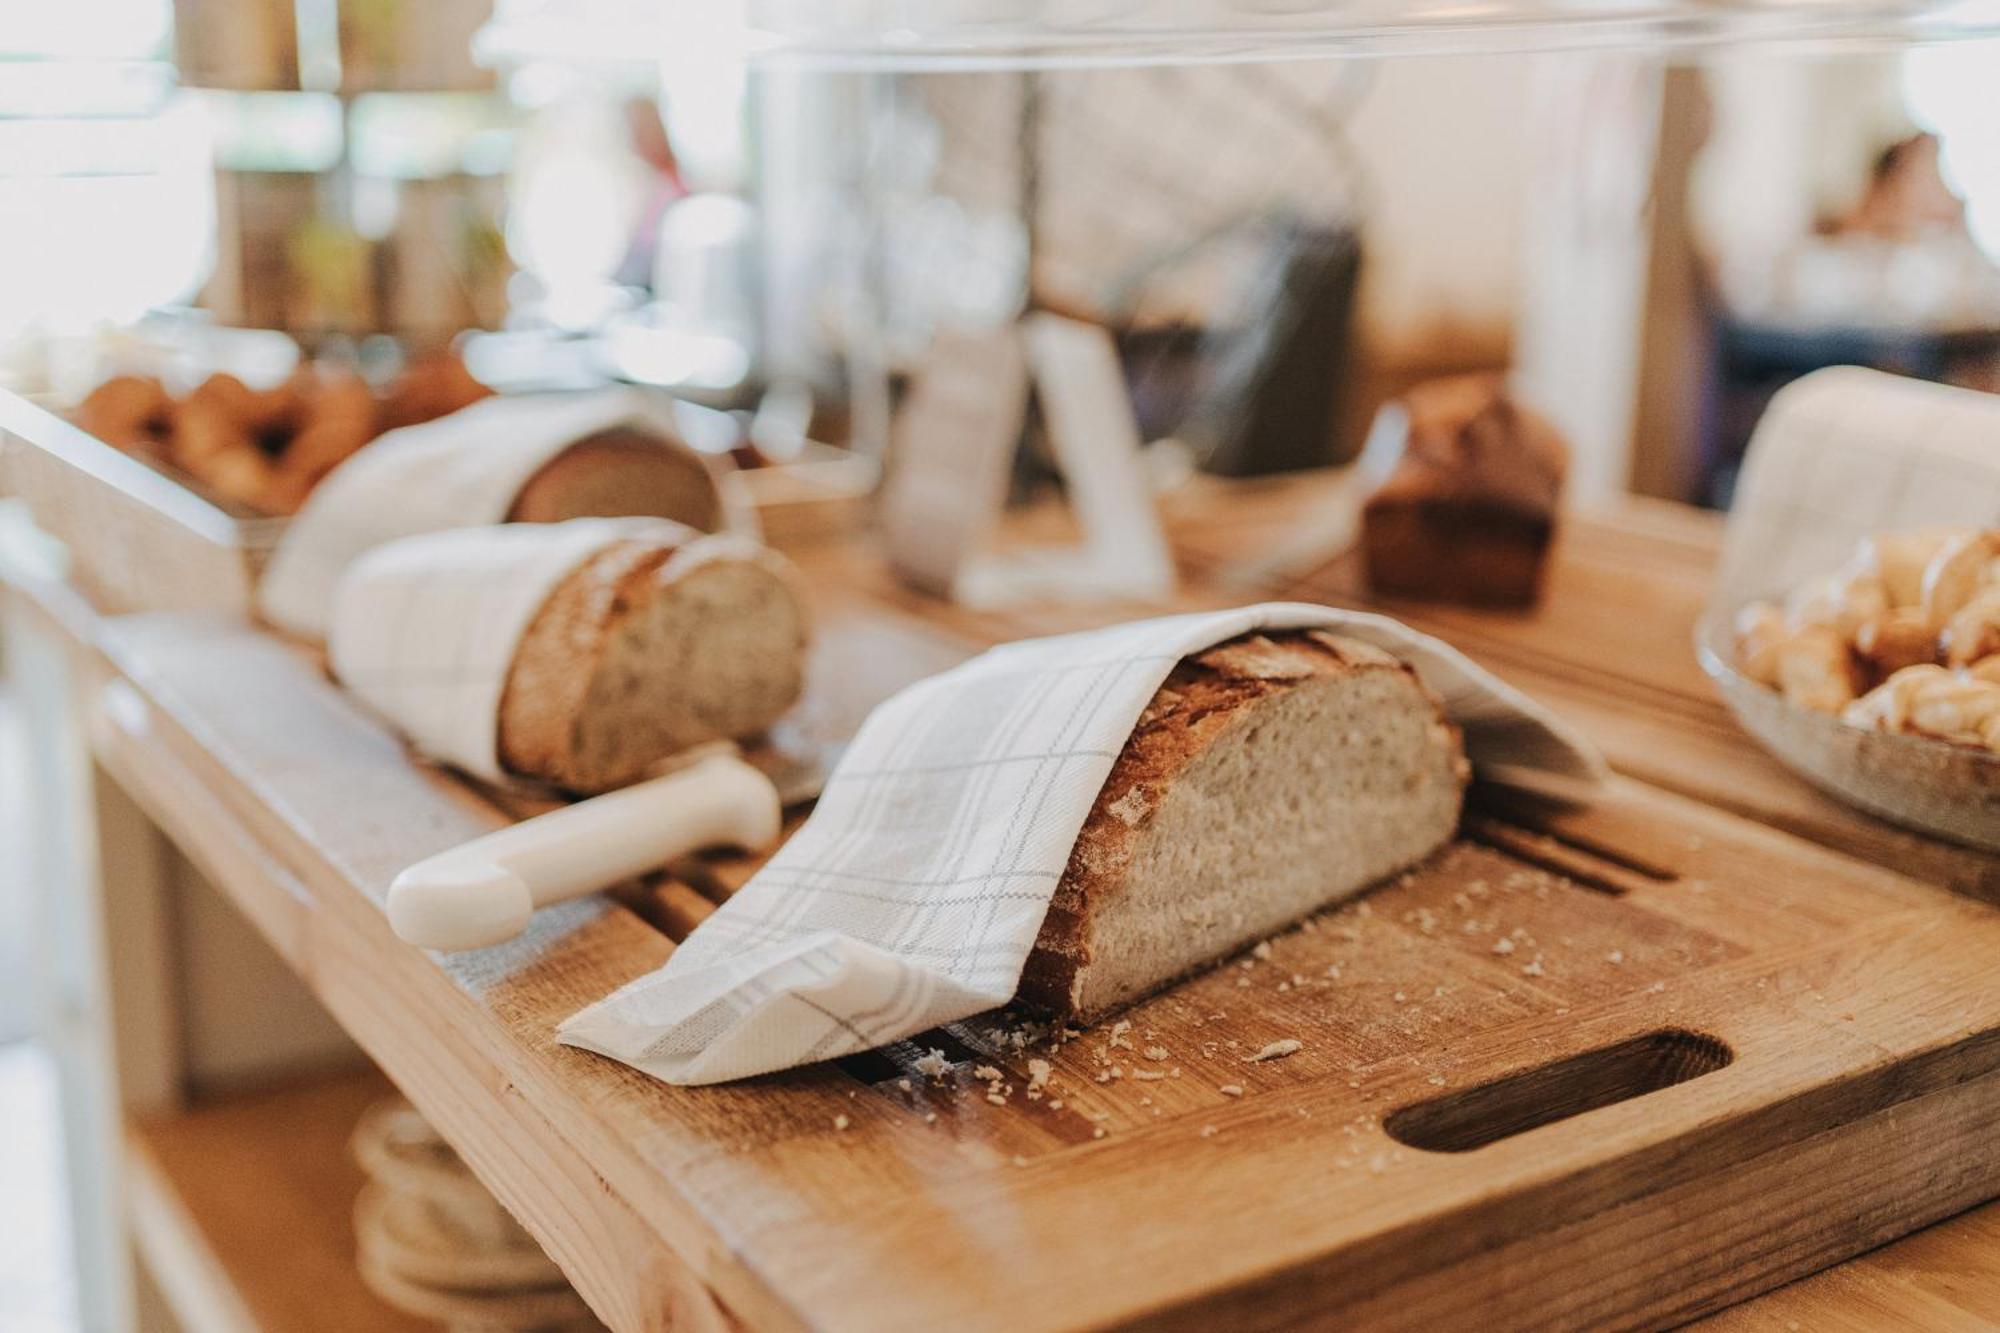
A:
1921;531;2000;629
1853;606;1939;679
1784;571;1889;640
1845;663;2000;751
1943;585;2000;668
1843;663;1947;733
1734;603;1791;687
1856;528;1971;609
1772;625;1860;714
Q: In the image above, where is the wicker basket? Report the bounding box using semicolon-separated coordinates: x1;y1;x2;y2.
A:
1696;612;2000;853
351;1098;603;1332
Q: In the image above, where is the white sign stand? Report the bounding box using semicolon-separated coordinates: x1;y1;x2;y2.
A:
880;313;1177;608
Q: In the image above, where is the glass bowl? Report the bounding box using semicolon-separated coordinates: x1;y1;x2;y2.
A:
1695;610;2000;852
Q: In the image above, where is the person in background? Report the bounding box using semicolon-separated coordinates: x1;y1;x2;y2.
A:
616;97;691;290
1836;133;1967;243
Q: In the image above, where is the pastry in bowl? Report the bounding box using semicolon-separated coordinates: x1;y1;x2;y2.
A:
1707;526;2000;851
1733;526;2000;756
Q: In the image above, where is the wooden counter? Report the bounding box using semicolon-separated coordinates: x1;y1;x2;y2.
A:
7;469;1999;1331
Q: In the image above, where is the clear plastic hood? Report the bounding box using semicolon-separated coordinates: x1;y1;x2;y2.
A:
746;0;2000;69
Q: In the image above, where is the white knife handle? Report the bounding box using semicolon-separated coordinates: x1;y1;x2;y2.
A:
387;750;781;951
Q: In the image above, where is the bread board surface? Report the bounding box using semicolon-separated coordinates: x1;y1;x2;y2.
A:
94;606;2000;1333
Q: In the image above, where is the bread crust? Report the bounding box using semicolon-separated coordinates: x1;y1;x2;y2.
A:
1014;630;1462;1018
495;529;807;791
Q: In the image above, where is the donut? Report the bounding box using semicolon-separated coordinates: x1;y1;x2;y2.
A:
73;375;176;456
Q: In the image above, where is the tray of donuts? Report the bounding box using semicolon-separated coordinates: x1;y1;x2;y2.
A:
1697;526;2000;851
1;351;492;616
8;353;876;617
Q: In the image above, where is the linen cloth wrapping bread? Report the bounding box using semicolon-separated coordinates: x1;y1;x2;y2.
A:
261;388;737;641
558;601;1608;1085
329;517;715;784
1715;366;2000;613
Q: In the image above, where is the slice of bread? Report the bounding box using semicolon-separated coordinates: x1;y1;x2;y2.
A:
497;530;808;793
1016;630;1468;1021
507;426;726;534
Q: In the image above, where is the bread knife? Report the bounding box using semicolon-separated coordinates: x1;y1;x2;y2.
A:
386;740;830;952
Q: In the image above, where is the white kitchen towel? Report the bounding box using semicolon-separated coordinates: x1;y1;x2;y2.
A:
559;601;1607;1085
1716;366;2000;612
260;388;737;641
330;517;706;783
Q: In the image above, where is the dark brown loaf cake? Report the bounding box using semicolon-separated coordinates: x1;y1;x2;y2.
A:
1360;375;1568;608
507;425;727;535
496;527;808;793
1016;630;1468;1021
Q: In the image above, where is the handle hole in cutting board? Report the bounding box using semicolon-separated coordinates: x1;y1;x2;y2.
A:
1384;1029;1733;1153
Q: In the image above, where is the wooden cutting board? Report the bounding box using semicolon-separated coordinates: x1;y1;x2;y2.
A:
95;606;2000;1332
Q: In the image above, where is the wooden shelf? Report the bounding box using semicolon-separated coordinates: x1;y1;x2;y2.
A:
126;1069;437;1333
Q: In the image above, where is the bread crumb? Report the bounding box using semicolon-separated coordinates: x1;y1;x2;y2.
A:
1427;1074;1446;1086
1219;1083;1245;1097
1143;1045;1170;1061
833;1114;851;1131
1048;1099;1063;1110
1605;949;1625;964
1107;787;1150;826
1132;1069;1166;1082
986;1094;1007;1106
1109;1020;1134;1050
972;1064;1003;1081
1325;963;1342;980
1199;1125;1218;1139
1491;937;1516;956
1522;958;1546;978
1392;991;1407;1004
1093;1127;1107;1139
1252;940;1273;960
1013;1155;1028;1167
914;1049;951;1079
1026;1058;1054;1093
1245;1039;1303;1063
1237;976;1250;988
923;1111;937;1124
896;1078;913;1093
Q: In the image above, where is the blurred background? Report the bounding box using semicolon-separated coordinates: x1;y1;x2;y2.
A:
8;1;2000;503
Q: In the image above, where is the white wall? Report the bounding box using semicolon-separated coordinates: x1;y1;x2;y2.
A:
1346;56;1535;351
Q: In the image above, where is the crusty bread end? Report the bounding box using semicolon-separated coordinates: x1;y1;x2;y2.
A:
1016;630;1467;1021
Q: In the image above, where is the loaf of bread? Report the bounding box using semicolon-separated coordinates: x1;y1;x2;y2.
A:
496;529;808;793
507;425;726;534
1015;629;1468;1021
1360;376;1568;608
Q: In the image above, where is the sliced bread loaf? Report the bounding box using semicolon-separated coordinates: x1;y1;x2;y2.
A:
506;426;727;534
1017;629;1468;1021
497;529;808;793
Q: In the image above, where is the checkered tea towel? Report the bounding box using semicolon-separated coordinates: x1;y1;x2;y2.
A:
329;517;703;783
559;601;1607;1085
1716;366;2000;612
260;388;733;642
